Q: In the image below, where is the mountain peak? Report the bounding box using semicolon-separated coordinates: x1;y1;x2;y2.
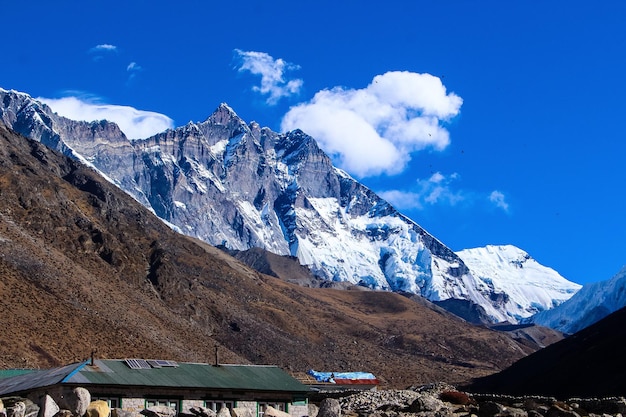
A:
203;102;246;129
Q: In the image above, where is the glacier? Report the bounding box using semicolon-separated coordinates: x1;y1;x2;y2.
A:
528;265;626;333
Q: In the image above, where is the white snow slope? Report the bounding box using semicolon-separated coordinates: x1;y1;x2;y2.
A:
528;265;626;334
456;245;582;323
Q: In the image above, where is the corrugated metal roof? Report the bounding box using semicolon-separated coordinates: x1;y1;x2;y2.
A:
333;378;380;385
0;360;309;396
0;362;85;396
0;369;40;379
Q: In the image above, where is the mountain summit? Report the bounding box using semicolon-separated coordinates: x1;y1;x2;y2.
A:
0;87;581;323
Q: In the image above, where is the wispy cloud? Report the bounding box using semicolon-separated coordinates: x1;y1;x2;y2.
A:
379;172;465;210
281;71;462;177
127;62;141;72
90;44;118;53
88;44;119;62
234;49;303;105
126;62;143;82
38;95;174;140
489;190;510;212
379;174;512;214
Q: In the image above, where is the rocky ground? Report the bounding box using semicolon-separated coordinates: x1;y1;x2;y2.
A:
313;385;626;417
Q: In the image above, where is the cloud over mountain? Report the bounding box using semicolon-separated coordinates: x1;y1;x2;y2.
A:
39;96;174;139
281;71;462;177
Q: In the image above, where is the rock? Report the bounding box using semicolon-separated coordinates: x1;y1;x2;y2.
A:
478;402;506;417
53;387;90;417
407;395;445;413
318;399;341;417
546;404;580;417
140;406;176;417
263;407;290;417
307;404;319;417
189;407;216;417
40;396;60;417
54;410;73;417
500;407;528;417
86;401;110;417
6;402;25;417
215;408;230;417
230;408;253;417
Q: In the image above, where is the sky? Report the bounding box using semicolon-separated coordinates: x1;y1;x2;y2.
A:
2;0;625;285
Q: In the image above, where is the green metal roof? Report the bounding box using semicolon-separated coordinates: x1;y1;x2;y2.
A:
0;369;40;379
0;360;309;396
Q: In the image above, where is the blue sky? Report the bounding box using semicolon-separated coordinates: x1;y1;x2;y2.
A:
2;1;625;285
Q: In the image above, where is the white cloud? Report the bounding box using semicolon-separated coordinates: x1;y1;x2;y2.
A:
379;172;464;210
38;96;174;140
489;190;510;212
281;71;462;178
90;44;118;53
234;49;303;105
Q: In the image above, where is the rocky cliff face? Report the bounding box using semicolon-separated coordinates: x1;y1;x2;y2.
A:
0;88;580;324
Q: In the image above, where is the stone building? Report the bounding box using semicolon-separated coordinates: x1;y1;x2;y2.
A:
0;359;310;417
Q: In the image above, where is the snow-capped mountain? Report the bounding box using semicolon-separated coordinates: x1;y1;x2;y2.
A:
455;245;581;323
528;265;626;334
0;87;582;324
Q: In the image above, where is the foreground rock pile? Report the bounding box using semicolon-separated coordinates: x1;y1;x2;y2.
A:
314;384;626;417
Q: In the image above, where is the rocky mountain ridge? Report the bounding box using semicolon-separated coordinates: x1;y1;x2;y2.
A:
0;87;581;324
0;121;541;386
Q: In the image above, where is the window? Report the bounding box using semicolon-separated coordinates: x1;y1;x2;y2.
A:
204;401;234;413
258;402;286;417
145;399;179;411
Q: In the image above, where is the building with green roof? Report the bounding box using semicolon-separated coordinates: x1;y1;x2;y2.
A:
0;359;310;417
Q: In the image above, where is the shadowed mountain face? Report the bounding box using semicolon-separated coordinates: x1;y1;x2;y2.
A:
465;306;626;398
0;122;538;387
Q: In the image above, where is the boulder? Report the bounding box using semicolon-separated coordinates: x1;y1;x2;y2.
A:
407;395;445;413
230;408;253;417
546;404;581;417
307;404;319;417
318;399;341;417
39;396;60;417
86;401;110;417
189;407;216;417
6;402;25;417
53;388;91;417
263;407;290;417
479;402;506;417
216;408;231;417
140;406;176;417
54;410;73;417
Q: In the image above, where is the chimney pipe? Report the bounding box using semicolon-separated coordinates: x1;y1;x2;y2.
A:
214;344;219;367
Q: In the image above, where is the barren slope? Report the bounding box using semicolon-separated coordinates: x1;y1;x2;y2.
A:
0;123;533;387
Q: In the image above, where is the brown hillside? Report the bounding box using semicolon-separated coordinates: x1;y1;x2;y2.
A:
0;123;532;388
465;306;626;398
